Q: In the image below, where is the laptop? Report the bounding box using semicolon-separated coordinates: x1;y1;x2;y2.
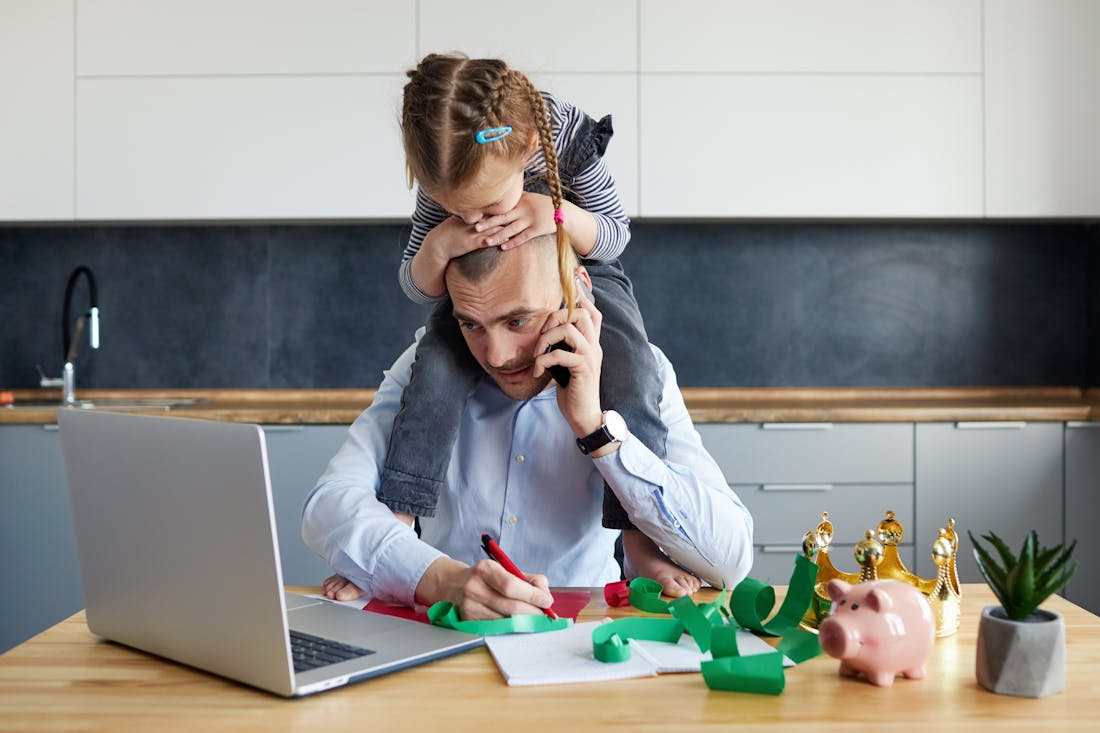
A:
58;409;482;697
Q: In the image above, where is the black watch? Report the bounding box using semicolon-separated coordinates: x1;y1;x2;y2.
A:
576;410;628;455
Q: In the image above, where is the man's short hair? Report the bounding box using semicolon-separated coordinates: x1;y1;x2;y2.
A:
450;233;561;283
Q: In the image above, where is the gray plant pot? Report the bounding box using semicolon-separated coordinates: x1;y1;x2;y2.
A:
975;605;1065;698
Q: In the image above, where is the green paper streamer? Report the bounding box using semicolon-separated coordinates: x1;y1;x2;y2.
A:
427;602;572;635
731;554;819;636
592;556;822;695
592;617;685;663
627;577;671;613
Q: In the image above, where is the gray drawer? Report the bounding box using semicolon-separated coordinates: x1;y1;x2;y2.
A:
698;423;913;484
749;544;917;587
734;482;914;545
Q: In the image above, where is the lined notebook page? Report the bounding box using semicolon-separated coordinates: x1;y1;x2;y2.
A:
485;622;657;686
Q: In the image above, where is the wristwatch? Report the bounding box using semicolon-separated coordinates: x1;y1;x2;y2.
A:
576;410;628;455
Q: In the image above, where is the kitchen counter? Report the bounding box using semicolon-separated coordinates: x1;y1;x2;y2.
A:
2;386;1097;425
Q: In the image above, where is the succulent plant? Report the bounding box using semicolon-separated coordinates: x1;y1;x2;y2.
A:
969;530;1077;621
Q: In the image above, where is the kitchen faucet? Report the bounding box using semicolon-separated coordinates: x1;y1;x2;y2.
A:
57;266;100;405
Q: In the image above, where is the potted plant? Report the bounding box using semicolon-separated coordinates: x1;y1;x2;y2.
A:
969;530;1077;698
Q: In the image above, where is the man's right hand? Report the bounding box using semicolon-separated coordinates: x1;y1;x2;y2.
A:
414;556;554;620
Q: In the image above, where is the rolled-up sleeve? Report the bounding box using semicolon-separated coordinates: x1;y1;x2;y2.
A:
593;348;754;589
301;336;445;607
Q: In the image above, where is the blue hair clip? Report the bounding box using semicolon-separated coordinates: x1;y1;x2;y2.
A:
475;126;512;144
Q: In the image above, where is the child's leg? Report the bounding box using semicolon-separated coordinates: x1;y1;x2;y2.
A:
622;530;701;598
377;299;481;517
585;261;668;529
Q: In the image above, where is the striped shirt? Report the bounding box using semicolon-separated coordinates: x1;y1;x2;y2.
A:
399;92;631;304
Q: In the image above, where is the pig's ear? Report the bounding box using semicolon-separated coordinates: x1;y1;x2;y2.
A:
825;579;850;601
866;587;895;612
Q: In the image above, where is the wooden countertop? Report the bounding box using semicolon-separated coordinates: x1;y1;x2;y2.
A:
2;386;1098;425
0;585;1097;731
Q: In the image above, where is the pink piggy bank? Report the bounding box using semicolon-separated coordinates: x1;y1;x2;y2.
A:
818;579;935;687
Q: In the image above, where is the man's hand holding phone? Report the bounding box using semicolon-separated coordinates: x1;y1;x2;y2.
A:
534;277;607;441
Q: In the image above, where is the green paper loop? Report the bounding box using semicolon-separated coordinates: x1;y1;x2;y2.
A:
731;554;820;637
627;577;671;614
592;617;684;663
701;654;786;695
427;602;572;635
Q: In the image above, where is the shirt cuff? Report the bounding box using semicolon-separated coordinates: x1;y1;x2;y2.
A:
374;531;447;608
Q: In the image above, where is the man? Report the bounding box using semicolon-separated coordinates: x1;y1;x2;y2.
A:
302;234;753;619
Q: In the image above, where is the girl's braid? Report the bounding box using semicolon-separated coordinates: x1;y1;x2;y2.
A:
506;70;576;315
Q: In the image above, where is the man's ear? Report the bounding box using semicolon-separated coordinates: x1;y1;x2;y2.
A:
574;267;593;302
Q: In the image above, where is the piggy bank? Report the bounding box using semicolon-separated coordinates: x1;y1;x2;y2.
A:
818;579;935;687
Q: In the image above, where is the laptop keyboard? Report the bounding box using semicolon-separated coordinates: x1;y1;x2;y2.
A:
290;629;375;673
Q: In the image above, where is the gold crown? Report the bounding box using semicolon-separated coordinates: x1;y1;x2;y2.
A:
799;510;961;637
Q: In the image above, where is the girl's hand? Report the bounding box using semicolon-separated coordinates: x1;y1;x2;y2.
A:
477;192;556;250
412;217;505;297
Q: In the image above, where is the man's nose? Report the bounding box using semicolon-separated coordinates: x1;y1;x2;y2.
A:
485;332;519;368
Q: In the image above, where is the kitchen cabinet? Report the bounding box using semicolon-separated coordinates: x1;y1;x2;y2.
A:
76;75;412;219
640;0;981;73
1065;423;1100;614
418;0;636;73
639;74;982;218
697;423;916;582
984;0;1100;216
0;0;74;220
914;422;1063;583
262;425;349;586
76;0;414;75
0;425;82;654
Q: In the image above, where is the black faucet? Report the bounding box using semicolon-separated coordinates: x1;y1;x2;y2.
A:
60;266;100;404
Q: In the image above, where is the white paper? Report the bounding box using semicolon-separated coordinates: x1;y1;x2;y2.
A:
631;629;795;673
485;621;658;686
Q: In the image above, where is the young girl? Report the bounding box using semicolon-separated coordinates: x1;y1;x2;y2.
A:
379;53;698;598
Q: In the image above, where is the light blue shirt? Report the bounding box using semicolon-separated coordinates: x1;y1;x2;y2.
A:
302;332;754;607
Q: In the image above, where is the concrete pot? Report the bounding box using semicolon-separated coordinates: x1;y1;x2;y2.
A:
975;605;1065;698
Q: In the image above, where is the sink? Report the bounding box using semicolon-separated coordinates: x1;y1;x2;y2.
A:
3;398;203;411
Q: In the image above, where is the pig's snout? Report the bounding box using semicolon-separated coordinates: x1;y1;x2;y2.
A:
819;618;859;659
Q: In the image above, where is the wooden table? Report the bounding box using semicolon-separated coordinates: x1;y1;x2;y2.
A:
1;585;1097;732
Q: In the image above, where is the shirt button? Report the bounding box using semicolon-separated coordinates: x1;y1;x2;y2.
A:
515;454;525;463
508;515;518;525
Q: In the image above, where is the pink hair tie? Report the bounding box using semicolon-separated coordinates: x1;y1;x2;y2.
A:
553;208;564;225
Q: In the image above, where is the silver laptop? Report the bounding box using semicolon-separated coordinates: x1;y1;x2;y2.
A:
58;409;482;697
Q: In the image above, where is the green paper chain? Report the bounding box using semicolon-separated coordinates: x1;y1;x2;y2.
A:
592;555;823;694
427;601;572;635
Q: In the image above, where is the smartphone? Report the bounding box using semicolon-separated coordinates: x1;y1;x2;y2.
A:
546;277;594;388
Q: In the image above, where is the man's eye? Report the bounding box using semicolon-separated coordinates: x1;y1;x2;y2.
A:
509;318;531;329
459;321;480;332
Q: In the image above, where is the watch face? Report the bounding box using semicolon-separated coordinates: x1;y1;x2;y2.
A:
603;410;627;442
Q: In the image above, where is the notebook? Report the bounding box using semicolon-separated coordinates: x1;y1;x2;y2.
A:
58;409;482;697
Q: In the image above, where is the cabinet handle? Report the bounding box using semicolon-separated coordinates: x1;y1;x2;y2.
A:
262;425;306;433
760;422;833;431
760;545;803;553
955;421;1027;430
42;424;60;432
1067;422;1100;430
760;483;833;492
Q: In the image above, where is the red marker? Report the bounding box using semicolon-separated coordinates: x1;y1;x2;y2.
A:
481;533;559;620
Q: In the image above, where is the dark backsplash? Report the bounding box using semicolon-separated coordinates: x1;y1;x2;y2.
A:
1;221;1097;389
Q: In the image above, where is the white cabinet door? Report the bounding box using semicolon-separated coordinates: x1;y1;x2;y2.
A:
418;0;636;73
641;0;981;73
0;0;74;220
77;0;414;75
640;75;983;217
915;422;1063;583
984;0;1100;216
77;75;412;219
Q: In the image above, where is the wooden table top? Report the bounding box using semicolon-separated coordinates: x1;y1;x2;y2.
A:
1;585;1097;732
3;386;1098;424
